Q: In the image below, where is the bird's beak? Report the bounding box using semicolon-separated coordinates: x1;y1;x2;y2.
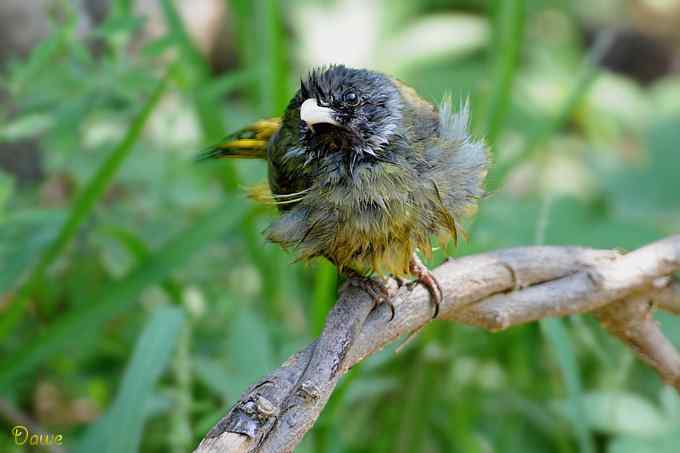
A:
300;98;340;129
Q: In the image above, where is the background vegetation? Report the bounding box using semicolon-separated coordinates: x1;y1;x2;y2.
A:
1;0;680;452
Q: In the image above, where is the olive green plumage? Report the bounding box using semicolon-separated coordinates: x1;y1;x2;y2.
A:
199;65;488;278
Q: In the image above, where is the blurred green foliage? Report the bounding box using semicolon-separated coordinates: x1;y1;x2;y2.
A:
1;0;679;452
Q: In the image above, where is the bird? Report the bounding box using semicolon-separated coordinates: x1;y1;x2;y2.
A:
198;65;488;317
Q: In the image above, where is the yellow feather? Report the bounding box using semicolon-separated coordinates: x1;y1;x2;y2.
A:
218;139;268;151
246;183;274;203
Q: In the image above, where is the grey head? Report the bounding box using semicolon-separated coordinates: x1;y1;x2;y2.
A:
288;65;404;171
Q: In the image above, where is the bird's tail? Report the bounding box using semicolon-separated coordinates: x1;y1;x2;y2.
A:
196;118;281;161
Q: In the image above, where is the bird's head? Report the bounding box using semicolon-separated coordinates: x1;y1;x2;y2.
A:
293;65;403;163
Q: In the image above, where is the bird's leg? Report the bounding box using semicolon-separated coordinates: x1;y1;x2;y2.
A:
394;257;443;353
340;270;396;321
409;254;443;318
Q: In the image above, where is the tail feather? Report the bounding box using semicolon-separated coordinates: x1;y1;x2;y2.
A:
196;118;281;161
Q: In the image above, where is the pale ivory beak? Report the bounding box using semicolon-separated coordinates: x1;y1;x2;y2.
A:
300;98;340;128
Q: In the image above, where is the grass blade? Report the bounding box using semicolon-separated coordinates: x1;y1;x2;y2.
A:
159;0;209;77
541;318;595;453
489;31;615;189
232;0;289;114
31;70;171;283
76;305;185;453
312;261;337;336
485;0;525;148
534;195;593;452
170;322;192;453
0;69;172;342
255;0;289;114
158;0;247;189
100;226;183;303
0;201;247;391
0;210;65;295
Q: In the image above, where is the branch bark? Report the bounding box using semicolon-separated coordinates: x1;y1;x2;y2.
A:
195;236;680;453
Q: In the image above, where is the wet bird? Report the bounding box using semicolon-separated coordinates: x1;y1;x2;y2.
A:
198;65;488;317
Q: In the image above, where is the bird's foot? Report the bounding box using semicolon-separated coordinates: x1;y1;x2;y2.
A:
394;276;408;288
340;271;396;321
409;254;443;319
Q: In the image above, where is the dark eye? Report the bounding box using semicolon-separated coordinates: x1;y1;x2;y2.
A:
343;90;359;106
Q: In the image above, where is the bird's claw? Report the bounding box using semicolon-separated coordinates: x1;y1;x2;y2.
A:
341;272;396;321
409;254;443;318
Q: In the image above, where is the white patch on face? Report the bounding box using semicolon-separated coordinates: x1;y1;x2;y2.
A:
363;93;402;151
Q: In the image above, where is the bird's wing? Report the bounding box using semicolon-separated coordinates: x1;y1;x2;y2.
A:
196;117;281;161
391;79;439;144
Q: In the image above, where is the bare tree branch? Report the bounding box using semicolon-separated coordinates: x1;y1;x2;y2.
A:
595;293;680;389
195;236;680;453
655;280;680;315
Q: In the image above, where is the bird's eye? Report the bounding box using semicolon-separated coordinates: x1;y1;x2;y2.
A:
343;91;359;106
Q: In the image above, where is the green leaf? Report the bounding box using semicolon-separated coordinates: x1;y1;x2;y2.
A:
472;194;541;248
255;0;289;114
343;376;399;405
0;114;55;142
0;210;66;295
98;226;182;303
96;14;146;39
0;171;12;212
29;71;170;283
656;312;680;350
484;0;525;148
659;385;680;420
159;0;209;78
189;309;277;401
231;0;289;114
312;261;337;336
386;14;490;68
541;318;595;453
474;195;660;251
553;391;671;437
201;71;255;100
489;33;610;189
194;357;233;399
609;429;680;453
0;69;172;343
225;309;275;397
0;201;247;391
603;115;680;222
76;305;185;453
544;198;660;250
8;27;70;95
